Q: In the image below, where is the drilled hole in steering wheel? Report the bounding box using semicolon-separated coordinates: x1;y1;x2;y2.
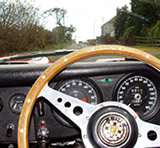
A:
64;102;71;108
73;106;83;116
57;98;62;103
147;130;157;141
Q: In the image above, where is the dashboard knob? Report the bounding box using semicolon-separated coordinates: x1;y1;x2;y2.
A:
37;127;49;139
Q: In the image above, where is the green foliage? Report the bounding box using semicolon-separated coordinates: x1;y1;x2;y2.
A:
44;8;76;45
129;0;158;35
114;5;129;40
123;26;135;39
0;0;45;54
45;25;76;45
155;54;160;59
149;20;160;38
0;1;75;55
114;0;160;45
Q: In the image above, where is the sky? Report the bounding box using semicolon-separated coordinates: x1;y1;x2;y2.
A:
35;0;131;41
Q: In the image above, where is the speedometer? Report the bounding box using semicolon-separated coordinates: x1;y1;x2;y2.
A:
115;75;159;120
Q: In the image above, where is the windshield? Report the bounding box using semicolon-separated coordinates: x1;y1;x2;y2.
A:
0;0;160;61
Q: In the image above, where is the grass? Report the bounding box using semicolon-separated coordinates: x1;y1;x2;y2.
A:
43;42;72;51
132;45;160;50
155;54;160;59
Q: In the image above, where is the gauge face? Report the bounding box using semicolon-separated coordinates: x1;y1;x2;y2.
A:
116;75;158;120
52;78;100;126
56;79;99;104
9;94;26;114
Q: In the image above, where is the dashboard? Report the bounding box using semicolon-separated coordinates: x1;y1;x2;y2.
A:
0;60;160;147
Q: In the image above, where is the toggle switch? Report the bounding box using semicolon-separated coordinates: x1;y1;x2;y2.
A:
6;124;14;137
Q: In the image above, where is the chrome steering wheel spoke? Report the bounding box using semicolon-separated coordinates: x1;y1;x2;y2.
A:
38;83;97;129
135;119;160;148
39;85;160;148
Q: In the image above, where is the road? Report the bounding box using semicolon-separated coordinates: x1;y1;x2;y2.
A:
64;43;91;49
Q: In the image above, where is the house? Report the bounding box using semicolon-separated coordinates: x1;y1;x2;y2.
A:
101;16;116;37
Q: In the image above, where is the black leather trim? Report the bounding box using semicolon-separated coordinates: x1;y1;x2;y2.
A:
0;61;152;86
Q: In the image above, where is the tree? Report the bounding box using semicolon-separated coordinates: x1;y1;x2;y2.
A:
149;20;160;38
114;5;129;40
114;0;160;45
44;8;75;44
44;8;67;27
130;0;158;35
0;0;45;54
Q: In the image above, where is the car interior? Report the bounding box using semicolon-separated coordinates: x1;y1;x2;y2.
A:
1;0;160;147
0;45;160;148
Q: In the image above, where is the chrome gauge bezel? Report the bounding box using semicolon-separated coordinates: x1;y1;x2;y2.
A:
113;74;160;120
9;94;26;114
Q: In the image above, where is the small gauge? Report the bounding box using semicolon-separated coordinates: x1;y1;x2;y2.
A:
9;94;26;114
115;75;159;120
51;78;101;126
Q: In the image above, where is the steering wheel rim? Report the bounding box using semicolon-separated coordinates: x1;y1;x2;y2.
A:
18;45;160;148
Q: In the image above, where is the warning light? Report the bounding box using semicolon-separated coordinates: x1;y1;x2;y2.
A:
40;121;46;127
98;78;106;83
108;78;117;83
98;78;117;83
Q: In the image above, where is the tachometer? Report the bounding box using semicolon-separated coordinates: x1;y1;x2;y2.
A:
51;78;101;126
56;79;100;104
115;75;159;120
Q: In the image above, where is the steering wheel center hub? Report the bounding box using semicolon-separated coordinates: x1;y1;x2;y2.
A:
97;113;130;147
89;106;138;148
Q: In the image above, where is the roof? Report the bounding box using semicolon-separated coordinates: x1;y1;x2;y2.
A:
102;16;116;27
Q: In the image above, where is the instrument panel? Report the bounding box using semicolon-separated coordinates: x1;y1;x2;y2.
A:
3;73;160;122
0;61;160;144
50;74;160;122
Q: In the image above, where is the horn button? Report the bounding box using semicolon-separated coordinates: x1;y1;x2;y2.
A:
97;113;130;147
88;107;138;148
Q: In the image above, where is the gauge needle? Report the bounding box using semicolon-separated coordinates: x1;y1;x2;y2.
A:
128;100;133;107
81;98;87;102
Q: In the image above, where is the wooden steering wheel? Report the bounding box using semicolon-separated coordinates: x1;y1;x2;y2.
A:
18;45;160;148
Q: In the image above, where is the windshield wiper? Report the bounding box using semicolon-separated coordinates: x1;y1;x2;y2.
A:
0;49;77;64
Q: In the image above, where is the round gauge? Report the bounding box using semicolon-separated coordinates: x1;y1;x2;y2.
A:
56;79;100;104
115;75;159;120
52;78;101;126
9;94;26;114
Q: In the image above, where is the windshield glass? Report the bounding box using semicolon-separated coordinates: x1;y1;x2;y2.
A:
0;0;160;61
